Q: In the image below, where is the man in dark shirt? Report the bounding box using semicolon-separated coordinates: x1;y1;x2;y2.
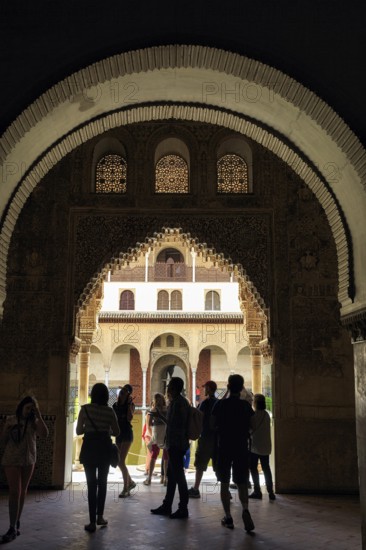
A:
212;374;255;532
188;380;218;499
151;377;190;519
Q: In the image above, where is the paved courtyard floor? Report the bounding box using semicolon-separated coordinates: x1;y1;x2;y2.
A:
0;466;361;549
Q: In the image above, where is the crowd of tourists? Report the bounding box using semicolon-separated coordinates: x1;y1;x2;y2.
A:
0;375;274;541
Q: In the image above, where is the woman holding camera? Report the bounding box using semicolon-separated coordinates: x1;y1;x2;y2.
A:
1;395;48;543
113;384;136;497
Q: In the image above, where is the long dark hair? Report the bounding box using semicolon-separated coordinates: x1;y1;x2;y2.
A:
16;396;36;422
90;383;109;406
10;396;36;443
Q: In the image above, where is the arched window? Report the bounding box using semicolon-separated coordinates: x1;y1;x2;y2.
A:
153;336;161;347
157;290;169;310
155;154;189;193
180;337;187;347
217;154;248;193
96;154;127;193
156;248;184;263
205;290;221;311
166;335;174;347
155;248;186;281
171;290;182;310
119;290;135;310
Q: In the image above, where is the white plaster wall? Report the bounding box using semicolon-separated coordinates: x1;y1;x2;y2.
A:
110;347;130;384
89;346;105;380
101;281;241;312
237;347;252;388
211;348;229;387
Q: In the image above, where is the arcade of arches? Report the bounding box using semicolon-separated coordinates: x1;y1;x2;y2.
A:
0;120;357;502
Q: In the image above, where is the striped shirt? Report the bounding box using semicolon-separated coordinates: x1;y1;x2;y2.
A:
76;404;119;436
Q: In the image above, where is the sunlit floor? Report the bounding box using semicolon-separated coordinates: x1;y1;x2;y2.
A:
0;465;361;550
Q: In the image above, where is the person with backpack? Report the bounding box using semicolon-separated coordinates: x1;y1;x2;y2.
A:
212;374;255;532
150;377;190;519
188;380;218;499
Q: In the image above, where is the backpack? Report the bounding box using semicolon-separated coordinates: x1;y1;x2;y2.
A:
187;405;203;440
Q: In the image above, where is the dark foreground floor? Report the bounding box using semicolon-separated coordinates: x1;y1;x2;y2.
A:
0;478;361;550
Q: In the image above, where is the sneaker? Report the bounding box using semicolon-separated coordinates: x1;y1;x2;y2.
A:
128;480;136;490
119;489;130;498
170;509;189;519
188;487;200;498
248;491;262;499
84;523;96;533
269;491;276;501
2;527;17;543
143;479;151;486
221;516;234;529
150;505;171;516
242;509;255;532
97;516;108;526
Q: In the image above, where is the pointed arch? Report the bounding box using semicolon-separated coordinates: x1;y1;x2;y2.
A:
0;45;365;316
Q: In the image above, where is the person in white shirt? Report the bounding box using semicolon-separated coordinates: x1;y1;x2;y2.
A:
249;393;275;500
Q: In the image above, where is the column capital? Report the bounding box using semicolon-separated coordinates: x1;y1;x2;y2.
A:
341;309;366;342
69;337;81;362
248;335;261;351
259;338;273;363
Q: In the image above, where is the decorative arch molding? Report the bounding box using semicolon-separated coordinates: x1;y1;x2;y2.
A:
0;103;352;312
1;45;365;315
77;227;267;355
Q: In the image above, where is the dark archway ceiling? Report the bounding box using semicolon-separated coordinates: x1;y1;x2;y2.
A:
0;1;365;146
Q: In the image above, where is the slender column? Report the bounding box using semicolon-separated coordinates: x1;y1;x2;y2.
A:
79;341;91;405
249;337;262;394
190;248;197;282
191;369;197;404
142;369;147;409
145;247;151;282
104;363;111;387
76;339;91;466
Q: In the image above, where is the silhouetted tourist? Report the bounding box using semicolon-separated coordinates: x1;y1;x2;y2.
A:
228;381;254;491
1;395;48;543
212;374;255;532
77;383;119;532
249;393;275;500
113;384;136;497
151;377;190;519
143;393;168;485
188;380;218;499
